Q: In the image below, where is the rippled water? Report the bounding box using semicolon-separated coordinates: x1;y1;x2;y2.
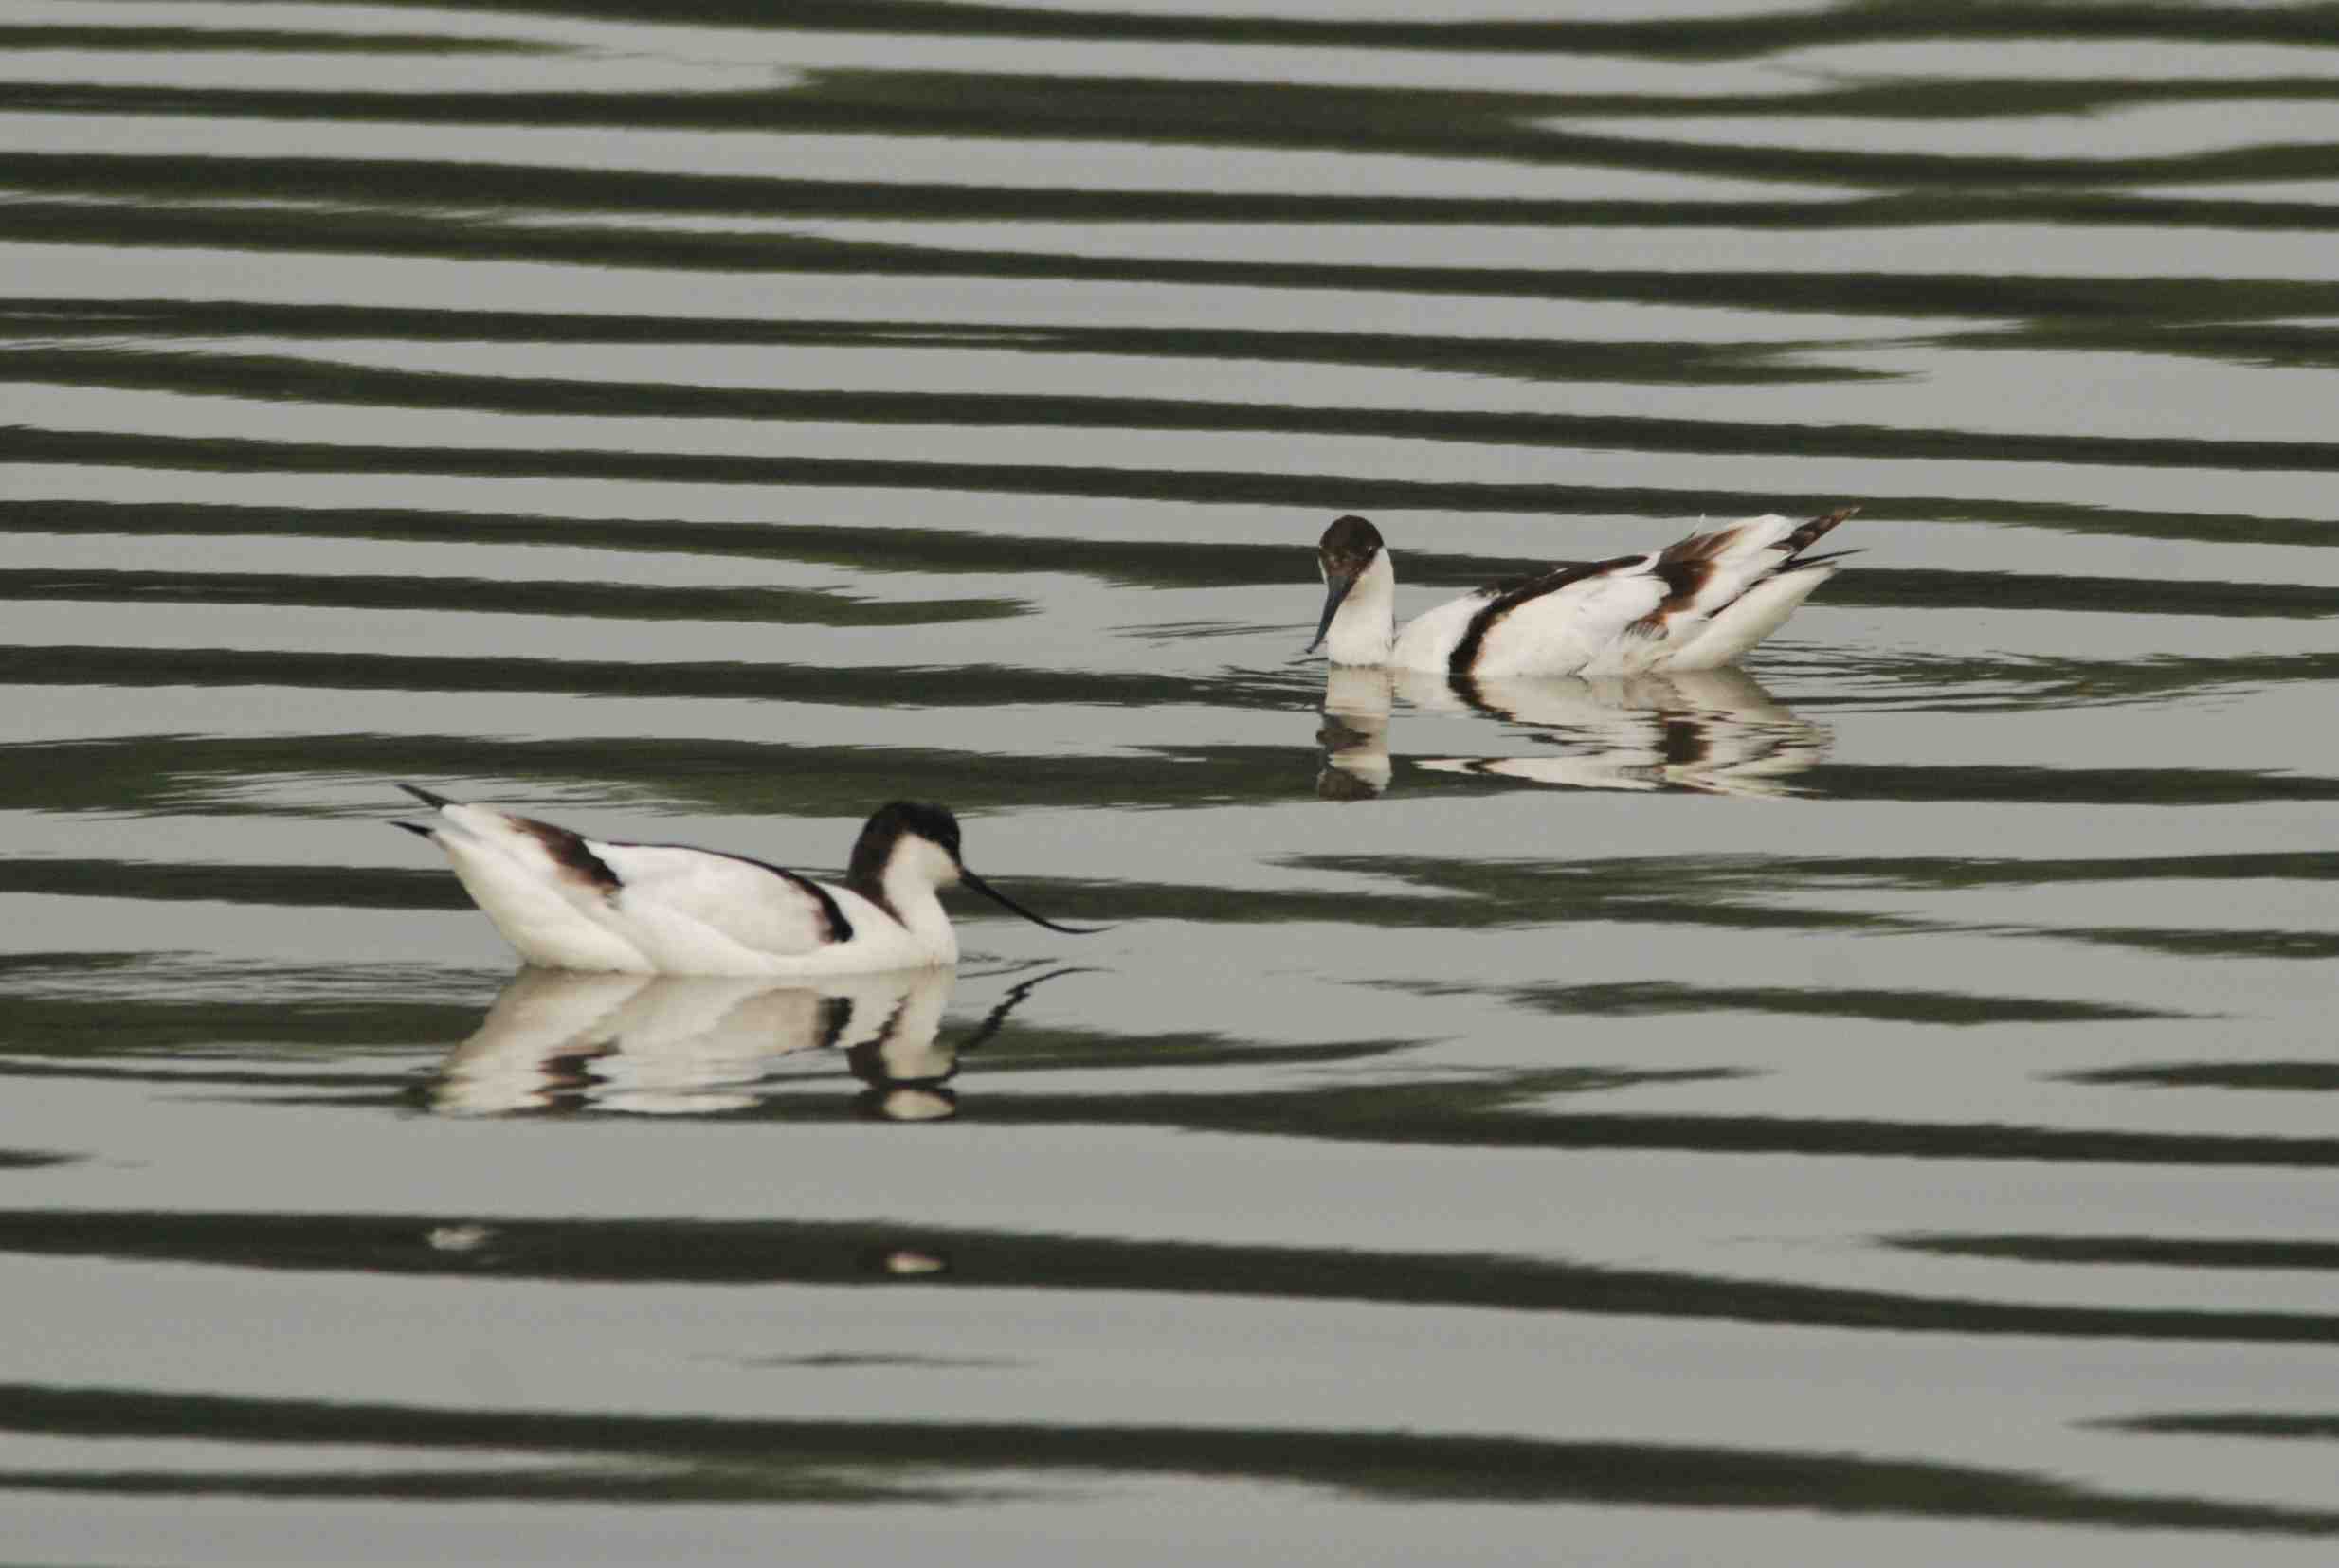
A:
8;2;2339;1561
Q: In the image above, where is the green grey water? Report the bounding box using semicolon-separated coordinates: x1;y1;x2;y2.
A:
5;2;2339;1561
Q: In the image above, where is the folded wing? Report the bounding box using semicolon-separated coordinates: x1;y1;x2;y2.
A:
591;840;855;969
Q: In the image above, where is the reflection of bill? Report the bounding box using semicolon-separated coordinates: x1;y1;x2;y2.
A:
1316;666;1830;801
430;967;954;1119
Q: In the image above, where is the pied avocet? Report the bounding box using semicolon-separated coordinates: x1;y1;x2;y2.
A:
394;787;1094;976
1308;508;1859;677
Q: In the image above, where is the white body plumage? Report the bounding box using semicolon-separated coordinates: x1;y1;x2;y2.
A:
1310;509;1858;678
394;790;1093;977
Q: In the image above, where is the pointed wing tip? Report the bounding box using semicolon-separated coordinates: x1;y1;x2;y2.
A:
391;819;436;838
1782;505;1861;557
1786;546;1864;571
396;782;457;809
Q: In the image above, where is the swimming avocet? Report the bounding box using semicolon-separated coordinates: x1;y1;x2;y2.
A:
1308;508;1859;678
393;787;1095;976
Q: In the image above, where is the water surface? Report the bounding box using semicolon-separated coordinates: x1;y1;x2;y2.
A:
6;2;2339;1562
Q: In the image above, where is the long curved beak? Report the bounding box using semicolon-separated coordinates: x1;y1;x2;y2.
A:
959;867;1108;934
1306;568;1356;655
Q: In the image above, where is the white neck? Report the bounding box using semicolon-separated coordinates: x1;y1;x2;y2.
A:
1323;550;1397;666
880;840;962;963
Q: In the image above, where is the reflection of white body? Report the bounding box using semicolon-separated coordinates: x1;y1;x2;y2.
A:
1319;666;1830;800
394;790;1090;976
1310;511;1855;677
432;966;953;1117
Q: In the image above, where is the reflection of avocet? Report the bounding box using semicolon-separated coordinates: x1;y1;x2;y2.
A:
1317;666;1830;801
393;790;1097;976
1317;666;1396;802
1308;510;1856;677
429;966;957;1118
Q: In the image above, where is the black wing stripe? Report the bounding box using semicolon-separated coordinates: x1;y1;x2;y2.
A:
714;851;857;945
605;842;857;944
1628;556;1717;639
1446;552;1642;676
1782;506;1859;557
514;817;622;895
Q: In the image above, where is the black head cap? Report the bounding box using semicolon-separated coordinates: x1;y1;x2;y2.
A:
1319;514;1384;573
849;801;961;892
882;800;961;851
850;802;1103;935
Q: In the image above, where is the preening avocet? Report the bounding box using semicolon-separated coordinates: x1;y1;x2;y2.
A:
393;787;1096;976
1308;508;1859;678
